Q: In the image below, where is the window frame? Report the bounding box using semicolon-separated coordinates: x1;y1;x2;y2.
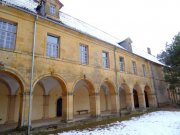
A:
0;19;17;50
102;51;109;68
46;34;60;58
119;56;125;72
49;4;56;15
132;61;137;74
80;44;89;65
142;64;146;77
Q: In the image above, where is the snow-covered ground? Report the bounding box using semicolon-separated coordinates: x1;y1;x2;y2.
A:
59;111;180;135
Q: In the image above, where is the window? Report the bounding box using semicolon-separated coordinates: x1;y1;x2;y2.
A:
102;51;109;68
46;35;59;58
80;44;88;64
0;20;16;49
142;64;146;77
49;4;56;15
119;57;125;71
132;61;137;74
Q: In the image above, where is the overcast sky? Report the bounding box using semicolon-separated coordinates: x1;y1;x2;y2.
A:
60;0;180;56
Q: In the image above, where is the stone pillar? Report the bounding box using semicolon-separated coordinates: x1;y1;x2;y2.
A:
67;92;73;121
89;93;100;117
62;93;67;121
17;92;23;128
95;93;101;116
149;94;157;107
116;93;120;113
126;93;134;111
111;93;119;113
138;93;146;109
62;92;73;121
43;95;49;119
18;91;31;127
6;95;16;123
105;94;108;111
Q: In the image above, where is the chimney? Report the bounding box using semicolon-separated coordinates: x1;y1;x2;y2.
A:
147;47;151;55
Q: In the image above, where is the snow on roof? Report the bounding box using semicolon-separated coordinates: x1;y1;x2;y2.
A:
1;0;38;13
60;12;124;49
1;0;164;66
132;46;165;66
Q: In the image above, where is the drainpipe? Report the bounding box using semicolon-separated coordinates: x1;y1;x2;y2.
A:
113;46;120;115
28;15;38;135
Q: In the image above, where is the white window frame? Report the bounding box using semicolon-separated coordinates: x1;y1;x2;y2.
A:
46;35;59;58
119;57;125;71
132;61;137;74
49;4;56;15
0;20;16;49
142;64;146;77
80;44;88;64
102;51;109;68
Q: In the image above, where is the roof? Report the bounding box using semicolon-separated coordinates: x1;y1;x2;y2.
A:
132;46;165;66
1;0;164;66
60;12;124;49
1;0;38;13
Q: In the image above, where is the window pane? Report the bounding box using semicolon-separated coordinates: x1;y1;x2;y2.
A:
120;57;125;71
142;64;146;77
46;35;59;58
0;20;16;49
47;35;58;44
80;44;88;64
102;51;109;68
50;4;56;15
132;61;137;74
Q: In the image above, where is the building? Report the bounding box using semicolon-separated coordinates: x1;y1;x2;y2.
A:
0;0;169;132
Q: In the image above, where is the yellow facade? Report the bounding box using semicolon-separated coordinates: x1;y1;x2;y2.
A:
0;0;168;131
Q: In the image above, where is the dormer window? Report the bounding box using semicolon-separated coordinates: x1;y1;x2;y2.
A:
36;0;63;19
49;4;56;15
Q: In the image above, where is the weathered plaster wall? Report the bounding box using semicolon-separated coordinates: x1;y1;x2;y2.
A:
0;4;169;128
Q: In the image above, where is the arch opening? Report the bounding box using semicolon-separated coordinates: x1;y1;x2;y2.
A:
73;79;95;117
133;89;139;108
144;91;149;107
32;76;67;121
100;80;116;113
144;85;153;108
119;87;126;110
0;71;23;126
56;97;62;117
120;83;133;110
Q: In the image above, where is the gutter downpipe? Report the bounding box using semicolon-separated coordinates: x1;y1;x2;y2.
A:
114;46;120;115
28;15;38;135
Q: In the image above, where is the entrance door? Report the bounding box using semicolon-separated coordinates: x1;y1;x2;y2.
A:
133;89;139;108
56;98;62;117
144;91;149;107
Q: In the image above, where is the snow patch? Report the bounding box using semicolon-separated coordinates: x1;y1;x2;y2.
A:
59;111;180;135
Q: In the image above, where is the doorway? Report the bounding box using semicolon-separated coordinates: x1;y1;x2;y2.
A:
133;89;139;108
144;91;149;107
56;98;62;117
